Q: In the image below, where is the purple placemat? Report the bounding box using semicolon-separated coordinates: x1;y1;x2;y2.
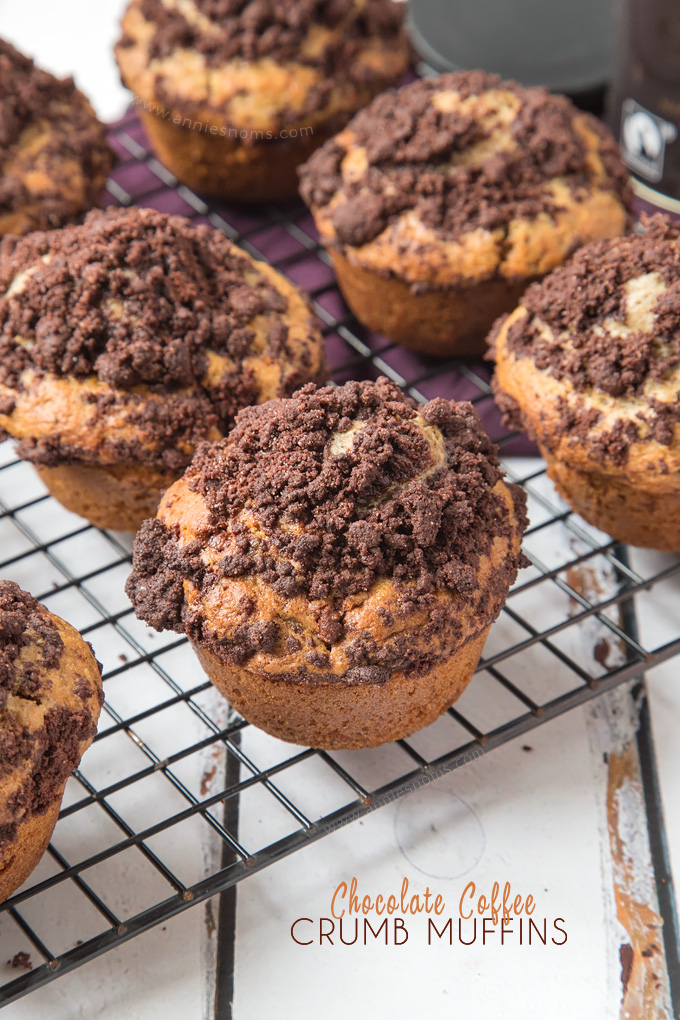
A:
104;108;537;457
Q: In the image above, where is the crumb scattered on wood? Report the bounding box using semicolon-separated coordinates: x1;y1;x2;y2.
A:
594;638;611;666
205;900;216;939
8;952;31;970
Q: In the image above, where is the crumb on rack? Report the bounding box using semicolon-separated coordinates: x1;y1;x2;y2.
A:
7;952;32;970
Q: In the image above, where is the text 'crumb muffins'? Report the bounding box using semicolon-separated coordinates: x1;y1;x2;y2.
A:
126;378;528;749
299;70;632;357
0;581;103;903
0;206;326;532
115;0;409;202
0;40;113;238
492;216;680;551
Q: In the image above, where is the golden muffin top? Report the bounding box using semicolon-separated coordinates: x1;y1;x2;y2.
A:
492;216;680;471
0;580;103;853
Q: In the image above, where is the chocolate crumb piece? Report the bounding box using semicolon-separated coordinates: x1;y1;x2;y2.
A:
127;517;206;634
0;208;284;390
0;40;112;232
522;745;533;752
506;217;680;396
502;215;680;463
127;378;528;675
300;70;631;248
8;952;31;970
593;638;611;666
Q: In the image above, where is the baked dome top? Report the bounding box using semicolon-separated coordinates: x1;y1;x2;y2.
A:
492;216;680;466
126;378;528;683
0;207;325;469
0;581;102;854
0;40;112;236
300;71;631;286
181;377;518;598
116;0;408;131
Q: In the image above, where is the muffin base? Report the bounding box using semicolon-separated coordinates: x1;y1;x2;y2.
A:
0;800;61;905
330;250;536;357
139;110;332;203
36;461;176;532
192;626;490;750
543;448;680;551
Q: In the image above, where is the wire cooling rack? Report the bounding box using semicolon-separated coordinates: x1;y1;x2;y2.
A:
1;109;680;1005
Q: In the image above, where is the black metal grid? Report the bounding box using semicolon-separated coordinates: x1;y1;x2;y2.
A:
1;111;680;1005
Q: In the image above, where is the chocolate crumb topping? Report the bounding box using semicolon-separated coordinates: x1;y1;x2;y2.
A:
499;215;680;463
490;375;528;436
0;580;63;713
0;40;113;233
0;206;325;469
8;952;32;970
1;703;97;856
189;378;513;597
300;70;631;249
137;0;403;65
118;0;405;126
127;378;528;676
0;581;101;853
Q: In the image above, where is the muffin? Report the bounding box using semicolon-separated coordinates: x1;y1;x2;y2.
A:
0;206;326;532
0;581;103;903
114;0;409;203
491;216;680;551
0;39;113;238
299;70;632;357
125;378;528;749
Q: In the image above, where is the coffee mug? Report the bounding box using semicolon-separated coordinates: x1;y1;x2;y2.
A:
408;0;615;94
